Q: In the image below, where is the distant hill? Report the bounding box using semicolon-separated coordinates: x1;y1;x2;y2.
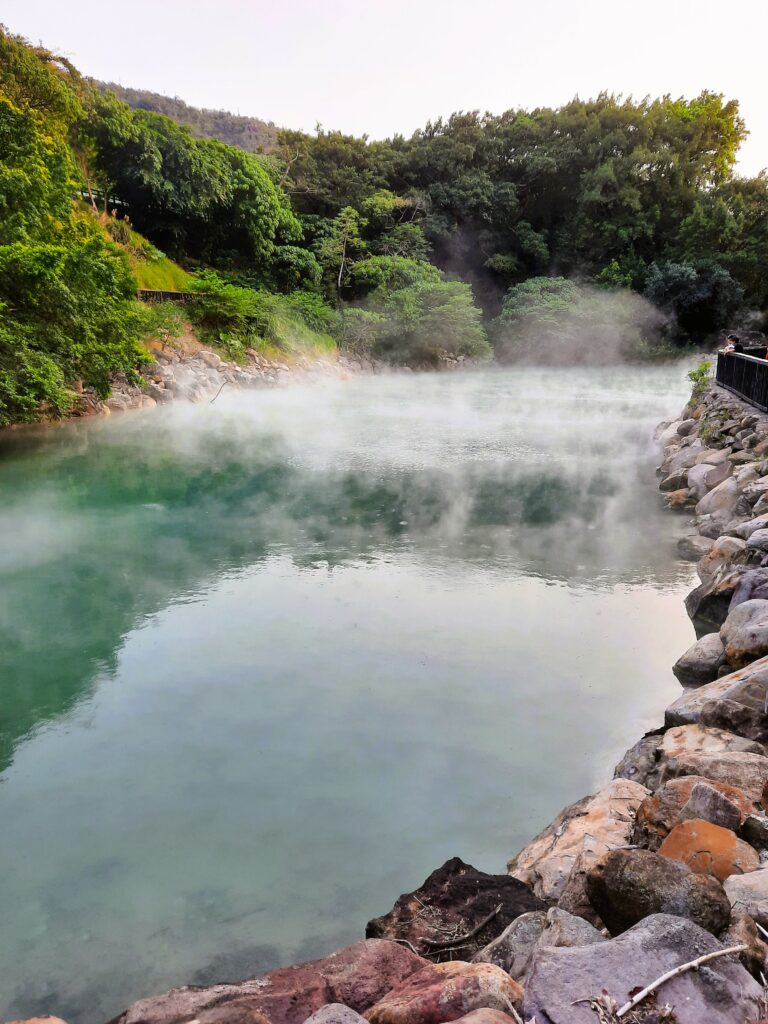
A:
95;82;280;153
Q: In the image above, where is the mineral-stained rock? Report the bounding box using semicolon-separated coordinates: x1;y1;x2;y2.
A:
303;1007;367;1024
658;818;760;880
677;534;714;562
6;1019;68;1024
365;858;544;959
678;782;744;831
634;775;756;850
364;961;523;1024
665;656;768;744
661;750;768;806
423;1012;514;1024
666;486;692;509
585;848;731;935
698;536;746;581
720;910;768;977
721;600;768;668
507;779;648;904
673;633;727;686
725;866;768;927
471;911;547;977
522;913;762;1024
115;940;426;1024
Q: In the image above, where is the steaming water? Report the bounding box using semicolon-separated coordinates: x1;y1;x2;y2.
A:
0;366;697;1023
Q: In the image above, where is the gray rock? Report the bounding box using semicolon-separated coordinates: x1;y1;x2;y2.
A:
678;534;714;562
303;1006;367;1024
720;909;768;978
613;733;661;786
725;866;768;928
696;477;740;517
659;750;768;806
585;848;731;936
730;568;768;610
665;657;768;745
471;911;547;978
721;600;768;668
673;633;726;687
686;568;745;634
740;814;768;852
678;782;743;831
730;514;768;540
747;528;768;552
522;913;762;1024
540;907;604;948
678;418;697;436
661;471;688;492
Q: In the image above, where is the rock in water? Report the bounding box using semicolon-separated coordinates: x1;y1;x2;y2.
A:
113;940;426;1024
507;779;648;904
673;633;727;687
365;857;544;959
665;659;768;743
364;962;523;1024
585;848;731;935
522;913;763;1024
658;818;760;880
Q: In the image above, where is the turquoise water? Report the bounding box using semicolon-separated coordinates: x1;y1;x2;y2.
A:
0;367;696;1023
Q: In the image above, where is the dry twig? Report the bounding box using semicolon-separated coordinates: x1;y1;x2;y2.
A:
615;944;747;1018
421;903;504;951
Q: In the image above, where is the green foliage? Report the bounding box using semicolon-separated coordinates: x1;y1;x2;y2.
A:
643;260;743;342
348;256;441;300
376;280;491;366
687;359;712;404
96;82;278;153
493;276;664;364
189;271;337;358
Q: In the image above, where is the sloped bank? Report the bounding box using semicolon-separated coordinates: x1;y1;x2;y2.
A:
11;380;768;1024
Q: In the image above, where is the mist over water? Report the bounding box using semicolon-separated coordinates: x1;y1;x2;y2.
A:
0;366;696;1024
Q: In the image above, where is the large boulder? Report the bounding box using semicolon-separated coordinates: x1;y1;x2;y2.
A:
665;657;768;744
673;633;727;687
730;513;768;540
721;600;768;668
725;866;768;928
686;567;746;635
617;724;763;791
364;962;523;1024
660;750;768;806
698;536;746;581
470;911;547;978
507;779;648;904
470;907;603;981
522;913;763;1024
688;461;732;501
585;848;731;936
658;818;760;880
696;477;740;518
365;858;544;960
633;776;757;850
678;534;714;562
114;940;426;1024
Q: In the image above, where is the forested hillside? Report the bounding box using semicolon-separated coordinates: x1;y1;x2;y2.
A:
96;82;279;153
1;24;767;426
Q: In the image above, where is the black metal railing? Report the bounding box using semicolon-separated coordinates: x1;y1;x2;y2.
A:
716;351;768;411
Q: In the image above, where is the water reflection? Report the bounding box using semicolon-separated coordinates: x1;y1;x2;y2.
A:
0;367;696;1024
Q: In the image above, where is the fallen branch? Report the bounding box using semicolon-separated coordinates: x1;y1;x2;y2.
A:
502;996;524;1024
615;944;747;1018
421;903;504;951
392;938;420;956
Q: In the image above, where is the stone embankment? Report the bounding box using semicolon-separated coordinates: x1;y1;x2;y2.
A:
67;332;370;420
13;379;768;1024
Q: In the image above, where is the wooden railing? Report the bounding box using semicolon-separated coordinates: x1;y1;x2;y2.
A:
716;351;768;411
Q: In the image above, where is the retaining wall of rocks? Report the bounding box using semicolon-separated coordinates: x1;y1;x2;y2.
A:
12;377;768;1024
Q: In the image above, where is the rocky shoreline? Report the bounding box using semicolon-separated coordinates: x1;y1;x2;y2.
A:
13;376;768;1024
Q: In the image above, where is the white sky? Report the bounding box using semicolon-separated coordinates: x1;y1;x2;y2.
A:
3;0;767;176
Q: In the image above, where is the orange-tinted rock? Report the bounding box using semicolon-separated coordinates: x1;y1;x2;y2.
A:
364;962;523;1024
6;1019;68;1024
666;487;691;508
633;775;756;849
659;818;760;881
